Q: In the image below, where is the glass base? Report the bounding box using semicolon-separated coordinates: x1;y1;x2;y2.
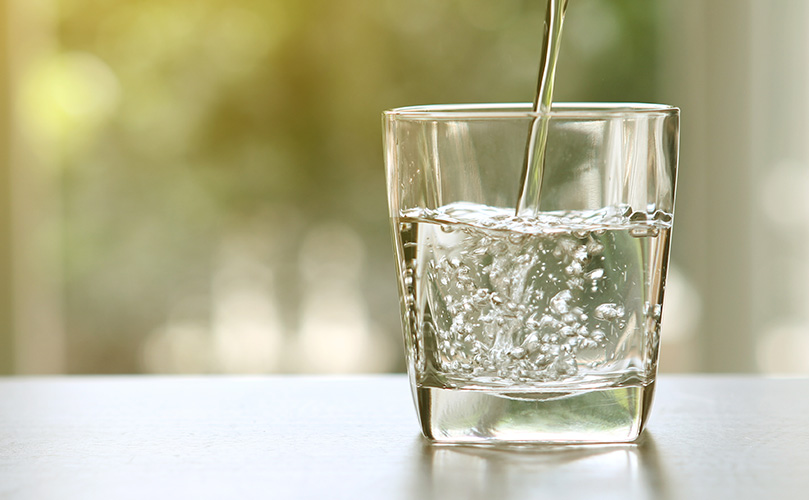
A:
416;380;655;445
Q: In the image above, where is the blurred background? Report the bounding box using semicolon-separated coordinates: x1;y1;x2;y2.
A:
0;0;807;375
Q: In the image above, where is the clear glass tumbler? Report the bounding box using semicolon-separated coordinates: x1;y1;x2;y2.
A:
383;103;679;444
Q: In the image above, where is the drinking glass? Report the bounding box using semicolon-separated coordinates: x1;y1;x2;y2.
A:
383;103;679;444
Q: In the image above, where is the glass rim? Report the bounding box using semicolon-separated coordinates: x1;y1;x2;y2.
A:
384;102;679;119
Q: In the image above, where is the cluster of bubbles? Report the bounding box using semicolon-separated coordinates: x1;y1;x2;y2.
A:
399;202;670;387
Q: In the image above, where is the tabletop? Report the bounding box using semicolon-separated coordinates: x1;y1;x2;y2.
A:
0;375;808;499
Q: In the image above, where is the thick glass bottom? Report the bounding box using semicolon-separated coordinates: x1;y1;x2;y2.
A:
416;380;655;445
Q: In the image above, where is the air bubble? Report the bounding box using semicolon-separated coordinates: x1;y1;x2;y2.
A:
586;269;604;280
630;226;659;238
581;339;598;349
550;290;572;315
586;240;605;255
653;210;673;223
537;315;554;330
509;347;526;359
521;333;540;352
567;277;584;290
594;303;625;321
630;211;647;222
508;233;526;245
565;261;583;276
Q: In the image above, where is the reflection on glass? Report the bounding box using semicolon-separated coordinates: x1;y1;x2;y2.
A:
417;435;667;500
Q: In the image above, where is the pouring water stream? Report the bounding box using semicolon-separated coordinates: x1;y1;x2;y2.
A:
516;0;569;217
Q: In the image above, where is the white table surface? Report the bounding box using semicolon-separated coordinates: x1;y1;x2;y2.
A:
0;375;808;499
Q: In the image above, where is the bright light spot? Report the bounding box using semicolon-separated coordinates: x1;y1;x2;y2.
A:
21;51;120;146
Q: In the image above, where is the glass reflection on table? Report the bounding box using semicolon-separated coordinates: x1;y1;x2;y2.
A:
414;435;667;500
